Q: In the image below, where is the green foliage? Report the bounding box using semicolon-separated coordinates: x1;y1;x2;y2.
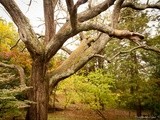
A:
0;18;28;119
0;18;31;73
0;68;26;119
119;8;149;32
0;95;21;119
57;69;117;110
102;5;160;116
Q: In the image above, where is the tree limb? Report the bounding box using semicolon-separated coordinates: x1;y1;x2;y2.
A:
78;22;144;41
43;0;57;44
0;0;42;57
112;0;125;28
122;2;160;10
61;46;72;54
141;45;160;54
66;0;77;29
49;34;110;89
46;21;144;61
46;0;116;61
95;45;160;63
93;54;111;63
109;46;144;61
78;0;116;22
10;38;21;50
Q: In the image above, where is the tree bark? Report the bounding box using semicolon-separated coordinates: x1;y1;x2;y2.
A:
136;99;142;117
26;57;49;120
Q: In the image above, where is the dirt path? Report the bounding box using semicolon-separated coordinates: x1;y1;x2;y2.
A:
48;104;135;120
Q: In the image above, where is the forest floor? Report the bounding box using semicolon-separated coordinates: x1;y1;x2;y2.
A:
48;104;136;120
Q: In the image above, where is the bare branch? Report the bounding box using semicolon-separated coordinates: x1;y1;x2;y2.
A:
10;38;21;50
108;45;160;62
66;0;74;13
61;46;72;54
65;0;89;30
93;54;111;63
43;0;57;44
75;0;88;8
78;0;116;22
88;0;92;9
66;0;77;29
26;0;33;12
141;45;160;54
109;46;144;61
122;2;160;10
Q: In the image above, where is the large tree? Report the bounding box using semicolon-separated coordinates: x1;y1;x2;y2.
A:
0;0;159;120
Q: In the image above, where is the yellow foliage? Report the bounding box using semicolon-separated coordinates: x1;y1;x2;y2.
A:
0;18;31;72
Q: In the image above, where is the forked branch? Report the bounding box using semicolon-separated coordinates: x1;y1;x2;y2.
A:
66;0;88;30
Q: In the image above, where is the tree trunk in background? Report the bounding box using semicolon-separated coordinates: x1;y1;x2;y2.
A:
97;49;105;69
136;99;142;117
26;57;49;120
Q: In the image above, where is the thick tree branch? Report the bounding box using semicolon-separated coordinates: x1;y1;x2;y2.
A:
0;62;26;87
43;0;57;44
112;0;125;28
75;0;88;8
0;0;42;57
46;0;116;61
78;0;116;22
122;2;160;10
78;22;144;41
66;0;89;30
46;22;144;61
49;34;110;89
66;0;77;29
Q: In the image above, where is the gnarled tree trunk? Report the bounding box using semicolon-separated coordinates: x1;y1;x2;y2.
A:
26;57;49;120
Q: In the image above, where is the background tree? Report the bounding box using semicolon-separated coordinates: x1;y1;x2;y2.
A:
0;18;32;119
104;0;160;117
